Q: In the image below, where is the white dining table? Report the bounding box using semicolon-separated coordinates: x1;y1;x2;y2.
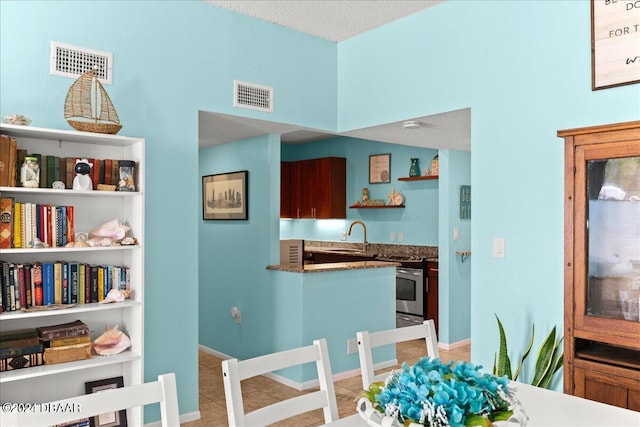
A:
324;381;640;427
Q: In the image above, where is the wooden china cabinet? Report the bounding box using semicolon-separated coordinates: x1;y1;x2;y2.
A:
559;120;640;411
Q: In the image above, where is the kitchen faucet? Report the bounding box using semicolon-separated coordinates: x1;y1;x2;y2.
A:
348;220;368;252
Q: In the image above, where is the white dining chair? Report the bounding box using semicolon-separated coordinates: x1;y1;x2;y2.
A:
357;319;439;389
0;373;180;427
221;338;339;426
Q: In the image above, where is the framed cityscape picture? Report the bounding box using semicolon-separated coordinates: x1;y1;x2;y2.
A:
202;170;248;220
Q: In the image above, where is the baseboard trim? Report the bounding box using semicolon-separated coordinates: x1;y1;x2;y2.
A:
438;338;471;350
198;344;397;390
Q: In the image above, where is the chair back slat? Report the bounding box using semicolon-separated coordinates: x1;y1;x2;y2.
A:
0;373;180;427
357;319;439;389
221;338;339;427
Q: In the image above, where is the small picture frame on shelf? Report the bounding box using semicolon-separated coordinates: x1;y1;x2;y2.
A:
369;153;391;184
85;376;127;427
202;170;248;220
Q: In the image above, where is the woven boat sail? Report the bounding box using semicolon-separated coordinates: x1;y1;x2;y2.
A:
64;69;122;134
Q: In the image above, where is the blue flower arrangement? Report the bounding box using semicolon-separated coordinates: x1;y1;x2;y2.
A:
362;357;523;427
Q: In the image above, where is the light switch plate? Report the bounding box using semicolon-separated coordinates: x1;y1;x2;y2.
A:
493;238;505;258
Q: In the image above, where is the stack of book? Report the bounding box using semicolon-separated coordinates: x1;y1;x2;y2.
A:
36;320;91;365
0;328;45;371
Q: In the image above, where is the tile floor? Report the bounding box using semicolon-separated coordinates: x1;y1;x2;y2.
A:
183;340;471;426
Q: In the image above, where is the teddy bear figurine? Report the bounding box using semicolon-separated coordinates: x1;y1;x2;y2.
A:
72;158;93;191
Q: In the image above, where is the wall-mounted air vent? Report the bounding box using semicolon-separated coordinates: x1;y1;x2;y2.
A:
234;80;273;112
50;41;113;85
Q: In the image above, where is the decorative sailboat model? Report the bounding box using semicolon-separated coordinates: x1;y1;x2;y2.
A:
64;69;122;134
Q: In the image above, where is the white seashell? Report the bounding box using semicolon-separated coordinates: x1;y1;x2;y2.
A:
3;114;32;126
74;239;88;247
100;288;126;304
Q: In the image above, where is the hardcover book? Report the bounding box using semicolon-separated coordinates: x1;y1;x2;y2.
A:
48;334;91;348
0;351;44;371
0;134;17;187
0;197;13;248
36;320;89;341
43;342;91;365
0;343;44;359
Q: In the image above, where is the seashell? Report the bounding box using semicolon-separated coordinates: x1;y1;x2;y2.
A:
74;239;88;247
89;218;130;240
93;324;131;356
100;288;126;304
120;236;137;246
3;114;32;126
65;242;75;248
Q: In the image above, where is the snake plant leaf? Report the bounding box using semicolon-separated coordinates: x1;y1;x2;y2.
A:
531;326;558;387
494;315;513;379
538;347;564;389
513;324;534;382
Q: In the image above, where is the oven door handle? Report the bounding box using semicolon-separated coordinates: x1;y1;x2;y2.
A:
397;269;422;276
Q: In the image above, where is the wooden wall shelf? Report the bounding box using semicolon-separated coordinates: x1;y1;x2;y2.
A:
398;175;438;181
349;205;405;209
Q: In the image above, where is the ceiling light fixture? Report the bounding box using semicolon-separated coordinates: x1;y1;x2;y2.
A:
403;120;420;129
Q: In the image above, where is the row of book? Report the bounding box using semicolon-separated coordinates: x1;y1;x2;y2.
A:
0;133;136;190
1;261;131;313
0;198;74;249
1;320;91;372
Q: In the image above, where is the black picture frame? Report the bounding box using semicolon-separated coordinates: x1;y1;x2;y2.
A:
369;153;391;184
202;170;248;220
84;376;127;427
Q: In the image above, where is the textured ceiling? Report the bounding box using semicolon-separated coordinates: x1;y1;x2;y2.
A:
199;0;469;151
206;0;444;42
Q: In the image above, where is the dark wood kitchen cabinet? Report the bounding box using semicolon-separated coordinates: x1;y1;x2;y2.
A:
559;120;640;411
281;157;346;219
426;261;439;335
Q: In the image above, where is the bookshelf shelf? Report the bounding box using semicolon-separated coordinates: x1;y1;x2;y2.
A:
0;300;141;320
0;124;145;422
0;351;141;383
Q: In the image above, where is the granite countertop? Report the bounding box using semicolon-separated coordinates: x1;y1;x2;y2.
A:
304;241;439;261
266;260;400;273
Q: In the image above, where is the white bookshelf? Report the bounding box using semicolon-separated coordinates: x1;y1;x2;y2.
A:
0;124;145;424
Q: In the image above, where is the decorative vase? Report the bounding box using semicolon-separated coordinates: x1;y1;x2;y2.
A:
409;158;420;177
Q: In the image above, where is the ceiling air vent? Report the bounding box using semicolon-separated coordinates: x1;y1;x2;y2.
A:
50;41;113;85
234;80;273;112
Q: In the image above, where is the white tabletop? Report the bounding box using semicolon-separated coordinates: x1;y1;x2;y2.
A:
324;381;640;427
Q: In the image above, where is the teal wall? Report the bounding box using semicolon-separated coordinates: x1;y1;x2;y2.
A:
3;1;639;419
281;137;439;244
338;0;639;385
438;149;472;344
198;134;281;361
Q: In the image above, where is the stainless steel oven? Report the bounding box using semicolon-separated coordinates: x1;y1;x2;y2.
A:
396;267;425;328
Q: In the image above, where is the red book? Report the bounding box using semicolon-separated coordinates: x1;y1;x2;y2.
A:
33;262;43;306
17;264;26;309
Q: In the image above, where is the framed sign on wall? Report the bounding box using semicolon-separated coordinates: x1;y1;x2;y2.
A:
591;0;640;90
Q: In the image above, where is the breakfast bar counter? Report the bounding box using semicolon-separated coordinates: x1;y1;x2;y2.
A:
266;261;397;387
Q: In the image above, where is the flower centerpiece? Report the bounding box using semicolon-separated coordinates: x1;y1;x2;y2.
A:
358;357;527;427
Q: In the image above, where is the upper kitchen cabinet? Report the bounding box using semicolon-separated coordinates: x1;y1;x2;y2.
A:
281;157;346;219
559;120;640;411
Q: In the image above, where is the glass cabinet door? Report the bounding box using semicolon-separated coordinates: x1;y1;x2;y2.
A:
586;155;640;322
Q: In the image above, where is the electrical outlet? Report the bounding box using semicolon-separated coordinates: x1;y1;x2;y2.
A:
453;227;459;241
398;232;403;242
340;231;346;241
231;306;242;324
390;232;396;241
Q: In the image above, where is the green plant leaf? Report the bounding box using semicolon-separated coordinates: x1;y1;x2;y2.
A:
465;413;493;426
513;324;534;381
494;315;512;379
538;347;564;389
531;326;558;387
488;410;514;421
